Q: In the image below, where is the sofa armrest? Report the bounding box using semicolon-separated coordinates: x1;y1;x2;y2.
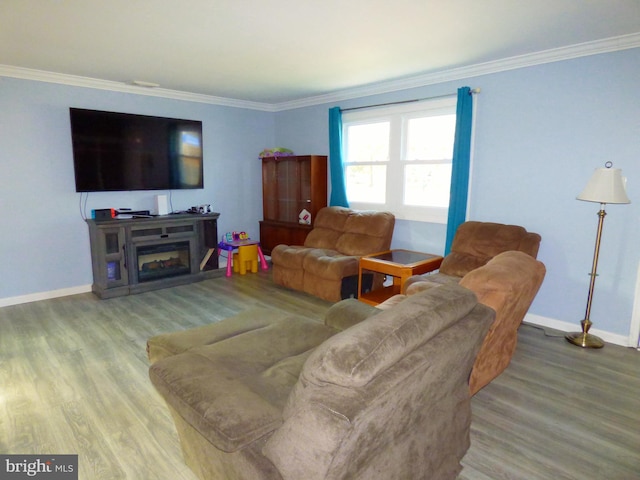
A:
324;299;381;331
404;273;459;295
404;280;440;296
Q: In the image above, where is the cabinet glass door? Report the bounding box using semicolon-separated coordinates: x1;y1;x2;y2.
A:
276;158;301;223
299;158;311;207
262;160;278;221
100;227;127;287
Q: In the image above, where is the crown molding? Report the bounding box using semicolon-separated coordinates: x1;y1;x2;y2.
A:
273;32;640;111
1;33;638;112
0;65;275;112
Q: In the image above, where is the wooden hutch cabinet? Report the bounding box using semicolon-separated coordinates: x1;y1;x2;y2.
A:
259;155;327;254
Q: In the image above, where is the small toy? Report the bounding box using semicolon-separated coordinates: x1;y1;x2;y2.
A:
224;231;249;243
299;209;311;225
258;147;294;158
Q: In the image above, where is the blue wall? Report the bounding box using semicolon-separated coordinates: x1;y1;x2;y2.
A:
274;49;640;340
1;48;639;342
0;77;273;298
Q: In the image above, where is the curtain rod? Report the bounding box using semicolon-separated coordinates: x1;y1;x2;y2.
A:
340;87;480;112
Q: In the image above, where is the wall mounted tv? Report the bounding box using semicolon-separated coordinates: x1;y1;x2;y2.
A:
70;108;204;192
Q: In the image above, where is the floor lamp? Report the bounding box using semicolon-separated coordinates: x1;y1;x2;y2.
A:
566;162;630;348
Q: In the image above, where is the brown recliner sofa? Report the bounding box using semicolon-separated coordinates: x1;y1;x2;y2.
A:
378;250;546;394
270;206;395;302
148;284;494;480
403;220;541;293
398;221;543;393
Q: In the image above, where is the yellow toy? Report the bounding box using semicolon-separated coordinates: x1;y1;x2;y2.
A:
232;244;259;275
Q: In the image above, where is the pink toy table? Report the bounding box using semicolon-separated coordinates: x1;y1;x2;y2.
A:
218;239;268;277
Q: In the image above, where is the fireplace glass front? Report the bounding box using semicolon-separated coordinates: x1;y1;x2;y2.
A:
137;241;191;283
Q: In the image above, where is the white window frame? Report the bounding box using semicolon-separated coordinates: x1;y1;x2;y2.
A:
342;97;456;223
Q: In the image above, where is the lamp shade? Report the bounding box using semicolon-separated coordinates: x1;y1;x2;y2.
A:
577;166;630;204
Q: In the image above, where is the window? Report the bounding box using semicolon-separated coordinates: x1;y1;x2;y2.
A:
342;97;456;223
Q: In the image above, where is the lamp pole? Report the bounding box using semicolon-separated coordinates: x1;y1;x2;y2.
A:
566;206;607;348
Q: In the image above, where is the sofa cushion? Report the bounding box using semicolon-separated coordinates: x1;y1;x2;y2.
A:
335;210;395;256
302;283;479;388
270;244;312;268
301;250;360;280
439;251;491;277
303;207;351;249
440;221;540;277
149;314;337;453
304;228;342;250
323;298;381;330
403;271;460;295
147;308;284;364
313;206;352;230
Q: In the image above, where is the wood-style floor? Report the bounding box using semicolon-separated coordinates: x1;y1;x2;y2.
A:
1;270;638;479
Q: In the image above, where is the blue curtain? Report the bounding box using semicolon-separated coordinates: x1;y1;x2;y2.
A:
444;87;473;255
328;107;349;207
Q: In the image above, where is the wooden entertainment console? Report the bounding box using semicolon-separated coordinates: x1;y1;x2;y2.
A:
86;213;221;299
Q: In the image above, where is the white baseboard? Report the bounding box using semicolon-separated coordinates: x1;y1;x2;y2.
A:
524;313;633;348
0;285;92;308
629;260;640;349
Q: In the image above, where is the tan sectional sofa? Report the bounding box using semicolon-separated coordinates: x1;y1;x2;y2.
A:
270;206;395;302
148;284;494;480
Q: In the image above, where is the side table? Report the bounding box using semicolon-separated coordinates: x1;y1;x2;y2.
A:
217;239;269;277
358;249;444;306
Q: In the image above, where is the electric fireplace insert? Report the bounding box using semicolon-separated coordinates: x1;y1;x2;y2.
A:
136;241;191;283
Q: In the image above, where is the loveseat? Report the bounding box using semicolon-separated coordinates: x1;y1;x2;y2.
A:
148;284;494;480
270;206;395;302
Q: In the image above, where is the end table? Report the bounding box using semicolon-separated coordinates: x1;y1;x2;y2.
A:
358;249;443;306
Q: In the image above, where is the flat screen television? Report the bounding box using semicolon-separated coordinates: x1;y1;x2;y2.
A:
70;108;204;192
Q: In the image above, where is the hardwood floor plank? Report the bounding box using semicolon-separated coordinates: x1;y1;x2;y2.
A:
1;271;638;479
60;399;127;479
461;326;640;480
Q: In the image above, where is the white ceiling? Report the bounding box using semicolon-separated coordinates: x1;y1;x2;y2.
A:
1;0;639;106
